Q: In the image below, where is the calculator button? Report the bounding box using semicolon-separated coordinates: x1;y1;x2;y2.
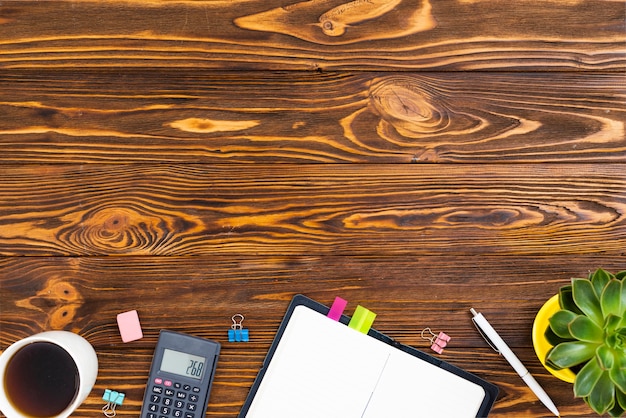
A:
164;380;173;387
163;397;173;406
173;410;183;417
192;387;200;393
146;413;157;418
148;404;159;412
160;406;171;415
175;400;185;408
189;394;198;403
151;395;161;403
155;378;163;385
152;386;163;394
185;413;194;418
165;388;175;397
176;391;187;400
174;382;182;389
183;384;191;391
187;403;197;411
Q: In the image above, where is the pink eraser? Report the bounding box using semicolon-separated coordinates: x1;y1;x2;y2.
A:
117;310;143;342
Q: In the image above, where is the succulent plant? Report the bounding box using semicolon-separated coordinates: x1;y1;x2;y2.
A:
545;268;626;417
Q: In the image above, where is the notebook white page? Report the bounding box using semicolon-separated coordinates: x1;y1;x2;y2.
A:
245;305;485;417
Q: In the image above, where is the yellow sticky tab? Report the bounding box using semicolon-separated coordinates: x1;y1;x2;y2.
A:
348;305;376;334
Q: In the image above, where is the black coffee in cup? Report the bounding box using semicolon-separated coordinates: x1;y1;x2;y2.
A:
4;342;79;417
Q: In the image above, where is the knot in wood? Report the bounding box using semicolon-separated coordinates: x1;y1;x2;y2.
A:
369;78;446;135
319;18;346;36
75;206;165;253
16;278;84;329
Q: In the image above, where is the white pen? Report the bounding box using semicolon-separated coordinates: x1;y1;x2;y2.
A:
470;308;560;417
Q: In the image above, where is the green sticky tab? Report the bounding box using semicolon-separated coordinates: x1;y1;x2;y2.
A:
348;305;376;334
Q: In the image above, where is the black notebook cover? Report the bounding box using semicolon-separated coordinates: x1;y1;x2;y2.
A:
240;294;498;417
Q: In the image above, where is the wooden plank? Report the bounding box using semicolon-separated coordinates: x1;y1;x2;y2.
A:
3;255;625;346
1;0;624;71
1;70;624;164
1;164;624;256
2;254;618;416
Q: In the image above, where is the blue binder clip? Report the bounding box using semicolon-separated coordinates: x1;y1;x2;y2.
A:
102;389;125;417
228;313;249;342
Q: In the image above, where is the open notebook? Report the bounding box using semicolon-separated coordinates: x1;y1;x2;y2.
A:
240;295;498;417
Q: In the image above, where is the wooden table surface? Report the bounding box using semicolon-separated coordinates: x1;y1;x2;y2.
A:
1;1;624;416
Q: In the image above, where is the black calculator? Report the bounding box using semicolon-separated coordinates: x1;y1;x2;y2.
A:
141;330;220;418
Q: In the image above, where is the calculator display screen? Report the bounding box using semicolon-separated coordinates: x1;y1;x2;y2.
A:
160;348;206;380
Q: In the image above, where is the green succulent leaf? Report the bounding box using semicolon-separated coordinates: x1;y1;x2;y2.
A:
609;354;626;394
544;325;571;346
602;279;624;318
615;270;626;280
606;314;622;333
609;398;625;418
559;285;583;315
569;315;604;343
587;370;616;415
617;389;626;411
544;355;561;371
548;309;577;339
591;268;613;298
573;278;604;325
574;358;604;397
597;345;615;370
606;330;626;350
546;341;598;369
620;280;626;318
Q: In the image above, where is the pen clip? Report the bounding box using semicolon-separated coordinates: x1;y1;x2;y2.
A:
471;317;500;354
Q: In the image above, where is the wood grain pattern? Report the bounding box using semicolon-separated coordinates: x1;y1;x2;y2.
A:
2;255;624;416
1;0;624;70
1;0;624;417
1;164;624;257
1;71;624;164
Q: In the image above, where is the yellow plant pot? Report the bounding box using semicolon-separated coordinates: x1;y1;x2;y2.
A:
531;294;577;383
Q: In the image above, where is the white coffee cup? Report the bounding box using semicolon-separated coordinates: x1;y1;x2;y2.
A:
0;331;98;418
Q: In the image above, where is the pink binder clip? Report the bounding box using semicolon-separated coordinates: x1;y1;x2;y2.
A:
421;328;451;354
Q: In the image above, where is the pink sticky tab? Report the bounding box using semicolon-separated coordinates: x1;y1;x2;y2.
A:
117;310;143;342
327;297;348;321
